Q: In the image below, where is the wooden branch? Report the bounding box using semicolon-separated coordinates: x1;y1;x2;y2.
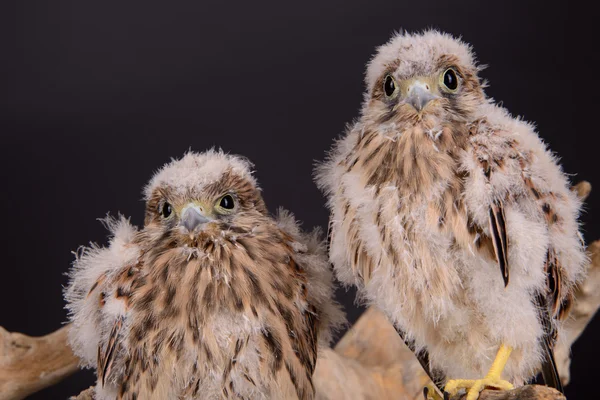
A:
0;325;79;400
571;181;591;202
553;239;600;385
315;307;430;400
70;387;94;400
456;386;564;400
1;183;596;400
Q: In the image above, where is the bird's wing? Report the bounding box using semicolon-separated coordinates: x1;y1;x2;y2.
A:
275;208;345;345
98;315;124;386
95;261;142;388
463;115;582;316
457;119;518;286
64;216;141;386
463;112;586;390
274;209;345;399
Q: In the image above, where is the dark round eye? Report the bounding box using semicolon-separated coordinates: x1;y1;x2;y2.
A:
383;75;397;97
442;68;459;91
219;195;235;210
161;202;172;218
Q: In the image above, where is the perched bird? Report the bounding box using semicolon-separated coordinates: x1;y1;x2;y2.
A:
317;30;586;400
65;150;343;400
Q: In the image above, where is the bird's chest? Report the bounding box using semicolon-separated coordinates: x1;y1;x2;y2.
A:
127;301;270;399
339;126;471;320
349;128;464;239
125;255;290;398
349;124;460;194
129;264;264;359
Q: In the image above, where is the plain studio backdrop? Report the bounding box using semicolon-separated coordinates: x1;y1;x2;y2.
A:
1;1;597;398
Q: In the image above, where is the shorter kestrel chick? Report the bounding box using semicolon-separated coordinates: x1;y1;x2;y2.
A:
65;150;344;400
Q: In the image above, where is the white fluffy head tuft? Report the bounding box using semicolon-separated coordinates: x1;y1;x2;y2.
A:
365;30;477;93
144;149;257;200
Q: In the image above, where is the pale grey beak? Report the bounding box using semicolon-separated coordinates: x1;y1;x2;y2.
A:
181;206;210;232
406;82;437;112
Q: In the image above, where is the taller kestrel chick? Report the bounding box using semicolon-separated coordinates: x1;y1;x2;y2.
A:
317;31;586;399
65;150;343;400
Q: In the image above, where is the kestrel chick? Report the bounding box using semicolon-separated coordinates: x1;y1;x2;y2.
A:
317;30;586;399
65;150;343;400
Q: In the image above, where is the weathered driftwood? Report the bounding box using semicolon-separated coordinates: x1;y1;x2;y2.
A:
70;387;94;400
458;386;564;400
0;182;596;400
0;325;79;400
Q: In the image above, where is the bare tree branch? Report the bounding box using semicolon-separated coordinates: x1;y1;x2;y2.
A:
458;385;564;400
0;325;79;400
554;239;600;385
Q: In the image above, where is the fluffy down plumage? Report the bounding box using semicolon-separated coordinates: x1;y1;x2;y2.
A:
65;150;344;400
317;30;586;389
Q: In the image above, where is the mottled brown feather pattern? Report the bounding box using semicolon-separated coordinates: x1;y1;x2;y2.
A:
318;31;585;387
67;152;342;400
474;118;573;319
112;204;317;399
469;117;574;350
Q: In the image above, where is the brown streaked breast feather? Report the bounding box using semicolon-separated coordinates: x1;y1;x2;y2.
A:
545;249;562;317
488;200;509;287
326;217;334;256
99;315;124;387
87;273;106;297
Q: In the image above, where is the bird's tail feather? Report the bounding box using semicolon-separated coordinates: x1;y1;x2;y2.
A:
540;337;563;393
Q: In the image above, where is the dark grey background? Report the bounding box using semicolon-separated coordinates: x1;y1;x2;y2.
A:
1;1;597;398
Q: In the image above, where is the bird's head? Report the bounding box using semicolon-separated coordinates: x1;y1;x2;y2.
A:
363;30;486;127
142;150;267;249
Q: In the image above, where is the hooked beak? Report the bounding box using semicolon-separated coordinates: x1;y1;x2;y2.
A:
406;81;437;112
180;205;211;233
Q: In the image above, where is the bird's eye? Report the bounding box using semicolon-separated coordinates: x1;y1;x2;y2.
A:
217;194;235;211
383;74;398;98
441;68;459;92
161;202;173;218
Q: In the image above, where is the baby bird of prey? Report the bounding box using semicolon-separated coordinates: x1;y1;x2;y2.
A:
317;30;586;399
65;150;343;400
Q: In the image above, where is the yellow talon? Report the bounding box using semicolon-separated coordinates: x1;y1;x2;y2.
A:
444;344;514;400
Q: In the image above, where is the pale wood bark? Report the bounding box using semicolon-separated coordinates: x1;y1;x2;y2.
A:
70;387;94;400
1;182;596;400
459;385;564;400
0;325;79;400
